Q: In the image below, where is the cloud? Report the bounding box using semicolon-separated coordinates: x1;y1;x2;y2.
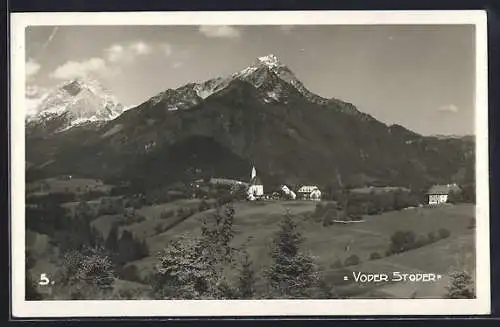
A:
25;84;46;98
25;84;49;116
160;43;173;57
105;44;127;63
437;104;459;113
50;57;108;80
198;25;241;38
130;41;153;55
50;40;171;81
26;58;41;78
172;61;183;69
105;41;154;63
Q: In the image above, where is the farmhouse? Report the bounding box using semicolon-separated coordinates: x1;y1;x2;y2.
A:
297;185;322;201
247;166;264;200
427;183;461;205
280;185;297;200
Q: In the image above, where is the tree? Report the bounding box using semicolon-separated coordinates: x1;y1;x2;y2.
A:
105;223;119;253
445;271;475;299
428;231;437;243
99;197;124;215
447;190;464;204
264;212;320;298
461;184;475;203
154;204;238;299
54;247;116;300
115;230;148;265
55;201;103;252
393;190;409;210
154;236;214;299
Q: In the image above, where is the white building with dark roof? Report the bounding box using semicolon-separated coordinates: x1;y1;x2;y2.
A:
297;185;322;201
427;183;461;205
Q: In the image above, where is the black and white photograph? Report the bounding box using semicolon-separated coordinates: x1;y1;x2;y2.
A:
10;11;490;317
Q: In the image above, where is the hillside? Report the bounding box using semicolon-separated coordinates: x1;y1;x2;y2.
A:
25;54;475;193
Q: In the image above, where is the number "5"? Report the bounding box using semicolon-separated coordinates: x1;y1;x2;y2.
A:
39;273;50;286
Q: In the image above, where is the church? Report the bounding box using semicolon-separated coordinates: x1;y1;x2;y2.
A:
247;166;264;200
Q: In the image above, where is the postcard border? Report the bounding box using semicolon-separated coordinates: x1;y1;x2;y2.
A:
10;10;491;317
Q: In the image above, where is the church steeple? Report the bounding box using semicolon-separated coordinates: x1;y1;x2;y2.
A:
251;166;257;180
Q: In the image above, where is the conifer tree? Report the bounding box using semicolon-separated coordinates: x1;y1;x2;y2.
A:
264;212;320;298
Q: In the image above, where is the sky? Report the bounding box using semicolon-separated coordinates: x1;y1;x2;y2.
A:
25;24;475;136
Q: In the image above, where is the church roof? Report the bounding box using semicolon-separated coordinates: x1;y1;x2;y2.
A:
250;175;263;185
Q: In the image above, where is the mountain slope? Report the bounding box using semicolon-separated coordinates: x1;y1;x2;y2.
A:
25;54;475;193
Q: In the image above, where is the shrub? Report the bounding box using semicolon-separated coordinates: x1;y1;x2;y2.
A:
445;271;475;299
387;230;417;255
438;228;451;239
369;252;381;261
414;234;430;248
427;231;437;243
344;255;360;267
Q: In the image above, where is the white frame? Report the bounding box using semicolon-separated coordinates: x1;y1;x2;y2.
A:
10;10;490;317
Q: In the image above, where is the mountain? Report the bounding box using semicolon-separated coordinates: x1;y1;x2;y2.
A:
26;78;124;136
25;54;475;193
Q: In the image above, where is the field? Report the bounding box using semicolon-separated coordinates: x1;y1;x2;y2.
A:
120;200;475;298
25;177;475;299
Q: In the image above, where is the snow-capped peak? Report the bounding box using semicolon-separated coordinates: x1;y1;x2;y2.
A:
26;77;125;132
257;54;283;69
142;53;336;111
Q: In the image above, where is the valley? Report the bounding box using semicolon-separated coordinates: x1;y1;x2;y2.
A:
24;54;476;301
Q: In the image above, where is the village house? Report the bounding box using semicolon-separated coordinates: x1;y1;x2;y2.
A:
427;183;461;205
280;185;297;200
297;185;322;201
